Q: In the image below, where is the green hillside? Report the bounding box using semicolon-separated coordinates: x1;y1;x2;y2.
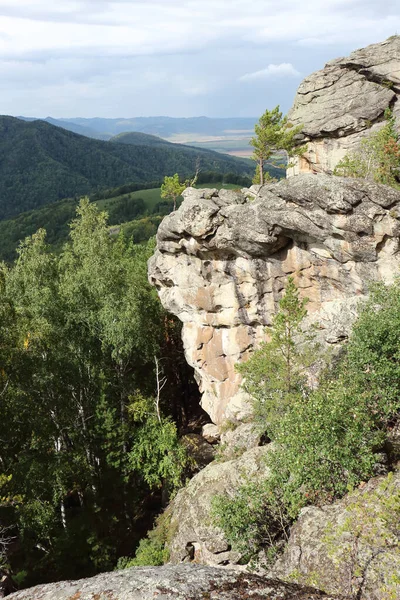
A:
0;116;251;220
109;131;176;146
0;176;255;262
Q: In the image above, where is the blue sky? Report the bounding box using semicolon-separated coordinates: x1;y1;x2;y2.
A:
0;0;399;118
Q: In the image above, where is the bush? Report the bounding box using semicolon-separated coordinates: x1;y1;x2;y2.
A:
117;512;173;568
213;278;400;561
334;109;400;188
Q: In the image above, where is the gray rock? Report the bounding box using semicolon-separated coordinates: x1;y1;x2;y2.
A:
271;470;400;599
287;36;400;176
167;446;271;565
202;423;221;444
148;175;400;426
182;433;216;470
7;564;342;599
220;422;264;460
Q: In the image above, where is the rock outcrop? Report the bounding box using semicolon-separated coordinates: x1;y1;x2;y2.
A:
287;36;400;176
167;443;270;565
7;564;342;599
271;470;400;599
149;175;400;425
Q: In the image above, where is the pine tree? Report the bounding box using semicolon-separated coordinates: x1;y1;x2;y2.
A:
237;277;311;429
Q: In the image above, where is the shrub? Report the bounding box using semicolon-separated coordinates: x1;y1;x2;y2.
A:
117;512;173;568
213;278;400;561
334;109;400;188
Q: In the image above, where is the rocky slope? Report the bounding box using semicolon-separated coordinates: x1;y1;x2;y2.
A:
7;565;341;599
287;36;400;176
271;470;400;599
149;175;400;425
167;441;270;566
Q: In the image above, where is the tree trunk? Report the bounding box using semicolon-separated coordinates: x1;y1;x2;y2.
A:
259;158;264;185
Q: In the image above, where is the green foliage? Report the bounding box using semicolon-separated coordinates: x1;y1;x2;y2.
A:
343;279;400;422
334;109;400;188
121;216;163;244
250;106;304;185
214;277;400;562
237;277;313;429
0;116;251;220
160;174;186;211
211;479;290;561
267;379;384;516
118;512;173;568
0;200;189;586
128;396;188;492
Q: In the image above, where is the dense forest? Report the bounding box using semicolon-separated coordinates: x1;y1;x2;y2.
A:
0;116;252;219
0;172;260;263
0;201;204;588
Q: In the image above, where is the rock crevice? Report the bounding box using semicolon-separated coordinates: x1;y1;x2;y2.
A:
149;175;400;425
287;36;400;176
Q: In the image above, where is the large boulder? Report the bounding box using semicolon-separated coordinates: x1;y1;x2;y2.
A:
167;445;271;566
7;564;342;600
271;470;400;599
149;176;400;425
287;36;400;176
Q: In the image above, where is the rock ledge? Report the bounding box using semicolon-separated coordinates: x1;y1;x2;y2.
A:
8;564;342;599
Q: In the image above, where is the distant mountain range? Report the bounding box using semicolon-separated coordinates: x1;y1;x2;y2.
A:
0;116;251;220
18;115;257;141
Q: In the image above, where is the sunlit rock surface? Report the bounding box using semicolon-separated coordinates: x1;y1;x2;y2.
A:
8;564;342;599
149;176;400;425
287;36;400;176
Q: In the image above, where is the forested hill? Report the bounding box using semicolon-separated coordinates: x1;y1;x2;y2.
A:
0;116;251;220
21;115;257;139
109;132;178;146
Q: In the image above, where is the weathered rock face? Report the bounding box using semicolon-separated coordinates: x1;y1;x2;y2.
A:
271;470;400;599
7;564;342;599
148;175;400;425
287;36;400;176
167;444;270;566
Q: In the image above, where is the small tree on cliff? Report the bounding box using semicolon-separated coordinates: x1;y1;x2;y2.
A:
250;106;304;185
237;276;314;429
160;174;186;211
334;109;400;188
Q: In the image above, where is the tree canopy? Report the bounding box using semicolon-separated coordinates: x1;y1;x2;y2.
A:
0;200;191;586
250;106;304;184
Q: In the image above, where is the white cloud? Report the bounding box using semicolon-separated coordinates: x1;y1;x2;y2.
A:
239;63;301;81
0;0;399;117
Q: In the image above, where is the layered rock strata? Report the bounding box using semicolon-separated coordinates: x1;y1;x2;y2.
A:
149;176;400;425
287;36;400;176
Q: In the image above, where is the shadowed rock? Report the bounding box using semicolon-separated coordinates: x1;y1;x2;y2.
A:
148;176;400;425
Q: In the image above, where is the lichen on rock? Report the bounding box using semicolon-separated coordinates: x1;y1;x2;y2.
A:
287;35;400;176
7;564;342;599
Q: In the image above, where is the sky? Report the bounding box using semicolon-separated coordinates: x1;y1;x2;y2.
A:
0;0;399;119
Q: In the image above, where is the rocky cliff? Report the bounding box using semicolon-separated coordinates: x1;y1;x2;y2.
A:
271;469;400;600
287;36;400;176
149;175;400;425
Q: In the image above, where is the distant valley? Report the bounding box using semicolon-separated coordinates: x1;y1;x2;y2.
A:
18;115;257;156
0;116;252;220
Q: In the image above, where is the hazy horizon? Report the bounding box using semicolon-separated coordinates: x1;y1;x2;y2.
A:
1;1;399;119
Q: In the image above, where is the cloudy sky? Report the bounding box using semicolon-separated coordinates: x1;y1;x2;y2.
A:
0;0;399;119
